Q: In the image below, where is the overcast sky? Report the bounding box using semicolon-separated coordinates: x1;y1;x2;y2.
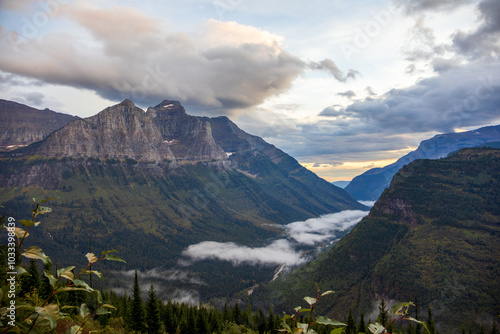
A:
1;0;499;181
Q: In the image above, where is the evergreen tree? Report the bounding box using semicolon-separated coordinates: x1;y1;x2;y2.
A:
491;322;500;334
256;309;266;334
163;300;178;334
232;303;242;325
426;305;436;334
39;262;53;300
196;307;209;334
357;312;367;334
145;284;162;334
345;309;357;334
20;259;41;297
407;322;415;334
129;270;146;332
222;303;232;323
377;299;389;327
179;307;197;334
209;308;222;334
267;307;277;334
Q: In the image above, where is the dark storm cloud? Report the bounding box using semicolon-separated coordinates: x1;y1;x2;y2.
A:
452;0;500;59
395;0;473;14
343;61;500;133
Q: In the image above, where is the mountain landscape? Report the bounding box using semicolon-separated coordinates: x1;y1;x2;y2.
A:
0;99;79;151
345;125;500;201
0;99;365;303
256;147;500;332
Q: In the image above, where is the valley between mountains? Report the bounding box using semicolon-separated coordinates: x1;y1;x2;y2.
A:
0;98;498;333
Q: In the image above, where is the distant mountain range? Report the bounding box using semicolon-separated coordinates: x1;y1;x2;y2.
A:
0;98;364;301
345;125;500;201
332;181;350;189
0;99;79;150
257;147;500;333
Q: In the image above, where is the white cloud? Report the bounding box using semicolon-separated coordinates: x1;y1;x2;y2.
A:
182;210;370;267
182;239;305;266
284;210;369;245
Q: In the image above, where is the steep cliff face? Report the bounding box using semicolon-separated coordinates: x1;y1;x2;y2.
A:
147;100;226;162
0;99;79;150
345;124;500;201
24;100;175;162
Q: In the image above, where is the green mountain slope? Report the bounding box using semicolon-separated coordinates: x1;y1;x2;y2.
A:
258;148;500;332
0;99;364;301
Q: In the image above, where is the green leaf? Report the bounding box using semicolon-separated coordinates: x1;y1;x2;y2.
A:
104;253;126;263
304;296;317;306
368;323;385;334
391;302;413;315
57;287;91;293
96;308;111;315
73;279;93;292
19;219;36;227
35;304;60;329
16;266;28;275
57;266;75;281
66;325;82;334
80;303;90;319
13;227;29;239
41;197;58;204
420;321;431;334
331;328;344;334
321;290;335;297
61;305;79;311
23;246;51;265
101;249;118;255
44;270;57;287
392;329;403;334
316;316;346;327
83;269;103;280
95;289;103;304
85;252;98;264
36;206;52;215
298;308;312;313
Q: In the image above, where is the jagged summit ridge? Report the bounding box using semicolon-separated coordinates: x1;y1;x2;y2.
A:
7;99;286;166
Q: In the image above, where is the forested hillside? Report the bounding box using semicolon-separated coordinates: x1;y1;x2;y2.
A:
256;147;500;333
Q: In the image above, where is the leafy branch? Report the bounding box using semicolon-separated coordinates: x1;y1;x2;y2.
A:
280;284;345;334
368;302;431;334
0;198;126;334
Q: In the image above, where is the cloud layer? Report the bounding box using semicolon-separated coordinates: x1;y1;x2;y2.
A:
0;4;352;112
182;210;369;266
284;210;369;245
182;239;304;266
